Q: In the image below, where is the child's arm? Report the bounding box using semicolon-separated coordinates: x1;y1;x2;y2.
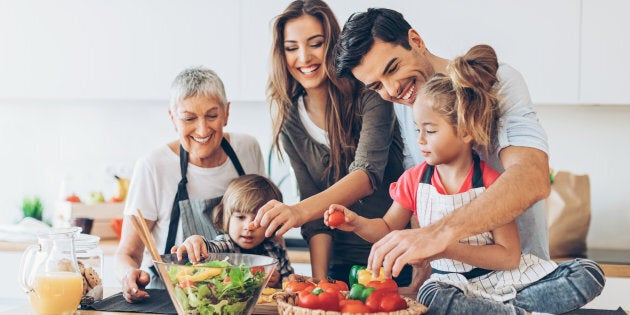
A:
326;201;413;243
173;235;236;263
172;235;209;263
308;233;332;282
439;220;522;270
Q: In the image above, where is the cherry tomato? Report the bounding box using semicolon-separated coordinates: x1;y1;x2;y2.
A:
327;211;345;227
250;266;264;275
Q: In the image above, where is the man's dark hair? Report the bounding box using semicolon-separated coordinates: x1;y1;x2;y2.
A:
334;8;412;78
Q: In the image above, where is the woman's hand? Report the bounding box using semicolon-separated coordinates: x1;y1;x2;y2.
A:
122;269;151;303
171;235;208;263
324;204;359;232
252;200;306;237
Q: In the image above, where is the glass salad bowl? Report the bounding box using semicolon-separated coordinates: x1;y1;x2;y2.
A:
154;253;277;315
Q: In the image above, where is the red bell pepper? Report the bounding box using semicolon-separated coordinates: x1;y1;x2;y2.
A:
297;287;340;311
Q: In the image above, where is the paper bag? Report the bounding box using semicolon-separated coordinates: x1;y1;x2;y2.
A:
546;171;591;258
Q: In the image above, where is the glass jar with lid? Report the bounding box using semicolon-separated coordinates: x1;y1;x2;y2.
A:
75;233;104;303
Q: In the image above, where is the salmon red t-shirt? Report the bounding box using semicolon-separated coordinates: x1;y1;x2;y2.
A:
389;161;501;218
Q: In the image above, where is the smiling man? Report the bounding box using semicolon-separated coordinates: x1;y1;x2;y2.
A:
334;6;558;307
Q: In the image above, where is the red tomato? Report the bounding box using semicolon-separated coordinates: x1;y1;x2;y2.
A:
285;279;316;293
365;289;408;312
379;292;408;312
340;299;372;313
250;266;264;275
297;287;340;311
327;211;345;227
178;279;194;289
365;278;398;292
318;278;349;292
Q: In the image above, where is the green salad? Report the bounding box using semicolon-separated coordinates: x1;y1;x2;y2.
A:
165;259;267;315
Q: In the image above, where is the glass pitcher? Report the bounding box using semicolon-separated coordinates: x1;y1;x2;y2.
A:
19;227;84;315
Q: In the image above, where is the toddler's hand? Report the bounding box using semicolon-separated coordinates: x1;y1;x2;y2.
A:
267;269;281;288
170;235;208;263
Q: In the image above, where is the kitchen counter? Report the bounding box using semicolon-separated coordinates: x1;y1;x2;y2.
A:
1;287;279;315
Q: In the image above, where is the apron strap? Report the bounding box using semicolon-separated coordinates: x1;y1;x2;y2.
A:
419;153;484;188
163;138;245;253
471;153;484;189
420;164;434;184
164;145;189;253
221;138;245;176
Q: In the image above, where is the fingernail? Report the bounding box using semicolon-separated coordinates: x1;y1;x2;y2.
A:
132;288;137;294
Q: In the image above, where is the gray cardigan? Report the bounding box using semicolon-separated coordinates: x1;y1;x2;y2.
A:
280;90;405;267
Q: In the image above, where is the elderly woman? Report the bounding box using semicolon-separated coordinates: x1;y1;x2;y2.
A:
114;67;265;303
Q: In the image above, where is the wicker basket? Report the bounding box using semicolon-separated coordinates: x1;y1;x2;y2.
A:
274;291;428;315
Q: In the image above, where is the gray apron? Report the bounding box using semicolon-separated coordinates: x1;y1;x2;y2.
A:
149;138;245;288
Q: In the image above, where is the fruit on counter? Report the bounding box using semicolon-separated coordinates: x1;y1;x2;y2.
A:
113;175;130;202
86;192;105;205
65;194;81;203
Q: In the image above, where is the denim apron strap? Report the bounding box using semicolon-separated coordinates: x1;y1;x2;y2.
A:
164;145;189;254
164;138;246;253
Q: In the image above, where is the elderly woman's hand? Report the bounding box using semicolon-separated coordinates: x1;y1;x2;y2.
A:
122;269;151;303
171;235;208;263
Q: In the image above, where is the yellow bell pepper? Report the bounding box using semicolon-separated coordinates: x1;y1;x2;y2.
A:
357;267;385;286
176;266;222;282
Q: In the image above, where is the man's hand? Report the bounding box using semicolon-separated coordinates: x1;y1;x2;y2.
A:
367;225;450;279
252;199;306;237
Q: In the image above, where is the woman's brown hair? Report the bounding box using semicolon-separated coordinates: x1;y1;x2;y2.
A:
212;175;283;233
419;44;500;156
267;0;361;182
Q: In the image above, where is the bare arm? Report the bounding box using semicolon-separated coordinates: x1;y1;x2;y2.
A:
367;146;550;278
439;221;522;270
114;215;155;303
308;234;332;282
256;169;373;237
438;146;550;247
327;201;412;243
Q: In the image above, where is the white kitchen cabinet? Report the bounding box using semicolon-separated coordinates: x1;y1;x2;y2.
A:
0;0;241;100
2;0;623;104
331;0;581;104
580;0;630;104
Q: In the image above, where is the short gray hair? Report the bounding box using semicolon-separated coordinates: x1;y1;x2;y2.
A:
169;67;227;109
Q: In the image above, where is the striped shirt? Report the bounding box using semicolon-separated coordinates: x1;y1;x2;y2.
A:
203;234;294;281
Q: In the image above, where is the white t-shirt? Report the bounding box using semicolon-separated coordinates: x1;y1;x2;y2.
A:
123;133;265;269
297;96;329;147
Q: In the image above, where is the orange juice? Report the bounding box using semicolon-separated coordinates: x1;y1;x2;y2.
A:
28;271;83;315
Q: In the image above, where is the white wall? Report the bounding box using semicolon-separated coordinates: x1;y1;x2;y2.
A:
1;0;629;250
2;101;629;250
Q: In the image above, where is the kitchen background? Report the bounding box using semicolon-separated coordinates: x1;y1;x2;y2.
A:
1;0;629;251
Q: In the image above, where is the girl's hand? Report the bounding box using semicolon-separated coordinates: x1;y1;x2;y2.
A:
324;204;359;232
171;235;208;263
